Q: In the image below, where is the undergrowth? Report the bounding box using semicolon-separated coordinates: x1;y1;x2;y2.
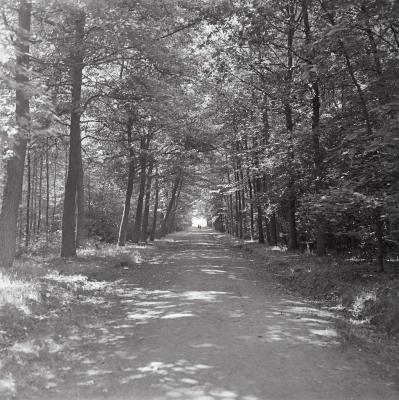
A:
0;271;40;314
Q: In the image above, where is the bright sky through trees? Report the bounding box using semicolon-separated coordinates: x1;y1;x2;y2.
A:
192;217;207;227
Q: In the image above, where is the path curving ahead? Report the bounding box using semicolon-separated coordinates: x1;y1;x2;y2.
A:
20;229;398;400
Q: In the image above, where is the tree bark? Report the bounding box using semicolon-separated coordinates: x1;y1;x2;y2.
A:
246;170;254;240
118;117;135;246
32;154;37;238
302;0;325;256
140;160;154;242
270;212;278;246
76;150;85;247
159;173;181;237
45;138;50;240
61;11;85;257
285;3;298;250
149;167;159;242
37;152;43;236
254;175;265;244
226;165;235;236
375;211;384;272
0;0;31;268
25;147;31;247
239;167;247;237
51;139;58;236
132;136;149;243
167;177;183;233
252;132;265;244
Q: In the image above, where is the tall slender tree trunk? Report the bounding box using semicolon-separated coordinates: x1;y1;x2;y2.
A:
270;212;278;246
375;211;384;272
159;173;181;237
140;160;154;242
168;177;183;233
76;152;85;248
18;202;24;250
45;138;50;240
285;3;298;250
239;167;247;237
302;0;325;255
229;193;234;235
51;139;58;236
87;171;91;235
246;170;254;240
37;152;43;236
226;165;235;236
254;176;265;244
118;117;135;246
252;131;265;244
149;167;159;242
32;155;37;238
25;147;31;247
235;172;242;238
61;11;85;257
132;137;149;243
0;0;31;268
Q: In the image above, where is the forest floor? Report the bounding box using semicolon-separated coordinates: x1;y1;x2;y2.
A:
1;228;399;400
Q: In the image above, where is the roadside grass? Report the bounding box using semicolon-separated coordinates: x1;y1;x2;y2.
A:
0;271;40;315
0;241;152;398
1;242;147;313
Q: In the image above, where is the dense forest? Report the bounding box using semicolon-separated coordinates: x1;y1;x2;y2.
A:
0;0;398;271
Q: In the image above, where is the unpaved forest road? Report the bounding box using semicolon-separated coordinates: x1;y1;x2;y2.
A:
18;229;399;400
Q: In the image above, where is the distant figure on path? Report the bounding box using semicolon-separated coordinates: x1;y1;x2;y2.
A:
198;225;202;230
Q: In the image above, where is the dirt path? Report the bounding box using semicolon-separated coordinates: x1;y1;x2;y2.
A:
11;229;399;399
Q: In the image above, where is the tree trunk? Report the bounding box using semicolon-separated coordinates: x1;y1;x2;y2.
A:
226;166;235;236
302;0;325;256
118;118;135;246
51;139;58;236
246;170;254;240
132;137;149;243
256;204;265;244
37;152;43;236
25;147;31;247
287;193;298;250
0;0;31;268
76;151;85;248
285;4;298;251
87;171;91;235
45;138;50;240
149;167;159;241
61;11;85;257
270;212;277;246
233;159;243;239
239;167;246;237
32;155;37;238
168;177;183;233
252;130;265;245
140;160;154;242
375;211;384;272
159;173;181;237
18;202;24;249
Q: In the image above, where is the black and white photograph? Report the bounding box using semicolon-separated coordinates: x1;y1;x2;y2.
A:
0;0;398;399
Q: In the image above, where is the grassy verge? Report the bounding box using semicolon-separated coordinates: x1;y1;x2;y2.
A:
0;242;150;398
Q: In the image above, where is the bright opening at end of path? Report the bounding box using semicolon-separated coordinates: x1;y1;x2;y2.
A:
192;217;207;227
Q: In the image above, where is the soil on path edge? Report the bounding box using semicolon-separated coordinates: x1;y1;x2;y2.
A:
6;229;399;400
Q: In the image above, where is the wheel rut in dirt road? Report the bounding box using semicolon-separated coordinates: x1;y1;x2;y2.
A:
16;229;399;400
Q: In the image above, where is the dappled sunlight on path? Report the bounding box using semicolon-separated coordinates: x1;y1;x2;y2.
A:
7;228;399;400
